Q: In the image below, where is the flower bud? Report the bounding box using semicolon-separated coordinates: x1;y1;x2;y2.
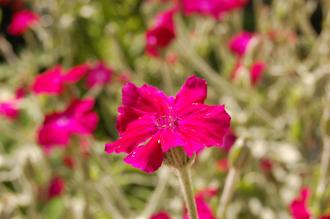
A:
164;147;195;169
229;139;250;170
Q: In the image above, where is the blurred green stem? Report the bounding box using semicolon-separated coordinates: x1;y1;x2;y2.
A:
160;60;174;95
0;35;17;65
176;167;198;219
315;90;330;212
140;169;170;218
217;167;240;219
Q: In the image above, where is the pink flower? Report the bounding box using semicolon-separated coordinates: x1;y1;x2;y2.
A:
290;187;311;219
229;32;254;57
217;158;229;172
63;156;76;169
259;158;273;172
183;188;218;219
146;8;176;57
38;99;99;152
182;0;248;19
0;101;19;119
150;211;171;219
47;176;65;199
105;75;231;173
7;10;39;36
223;129;237;152
86;62;113;88
32;64;89;95
250;61;266;86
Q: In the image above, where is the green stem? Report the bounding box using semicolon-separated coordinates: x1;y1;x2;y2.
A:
176;167;198;219
217;167;240;219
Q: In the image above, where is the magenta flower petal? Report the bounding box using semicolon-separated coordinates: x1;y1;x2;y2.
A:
145;8;176;57
86;62;113;88
47;176;65;199
0;101;19;119
250;61;266;86
116;82;170;133
159;129;186;152
7;10;39;36
222;129;237;152
106;115;157;154
32;65;64;95
182;0;248;19
63;64;89;83
290;187;311;219
124;133;163;173
229;31;254;56
150;211;171;219
65;98;95;116
178;104;231;156
174;75;207;112
38;99;98;151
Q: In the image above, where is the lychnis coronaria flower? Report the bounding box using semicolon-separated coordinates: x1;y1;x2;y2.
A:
105;75;231;173
145;8;176;57
229;31;254;57
290;187;311;219
182;0;248;20
86;62;113;88
32;64;89;95
7;9;39;35
38;98;99;152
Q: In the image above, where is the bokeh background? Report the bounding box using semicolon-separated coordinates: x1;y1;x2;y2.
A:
0;0;330;218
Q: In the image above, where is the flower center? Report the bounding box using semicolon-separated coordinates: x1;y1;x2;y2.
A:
156;114;178;130
56;117;70;127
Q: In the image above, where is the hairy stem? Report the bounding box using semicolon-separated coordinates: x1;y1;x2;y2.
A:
176;167;198;219
217;167;240;218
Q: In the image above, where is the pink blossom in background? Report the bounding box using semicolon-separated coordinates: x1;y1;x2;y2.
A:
320;215;330;219
32;65;64;95
38;99;99;152
217;158;229;172
229;32;254;56
0;101;19;119
182;0;248;20
150;211;171;219
259;158;273;172
32;64;88;95
222;129;237;152
63;156;76;169
105;75;231;173
290;187;311;219
62;63;90;83
250;61;266;86
47;176;65;199
7;10;39;35
183;188;218;219
146;8;176;57
15;86;27;99
86;62;113;88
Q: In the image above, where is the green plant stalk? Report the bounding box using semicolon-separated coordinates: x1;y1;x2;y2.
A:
140;169;170;218
176;167;198;219
217;167;240;219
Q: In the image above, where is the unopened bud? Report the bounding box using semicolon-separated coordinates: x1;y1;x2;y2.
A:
229;139;250;170
164;147;195;169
